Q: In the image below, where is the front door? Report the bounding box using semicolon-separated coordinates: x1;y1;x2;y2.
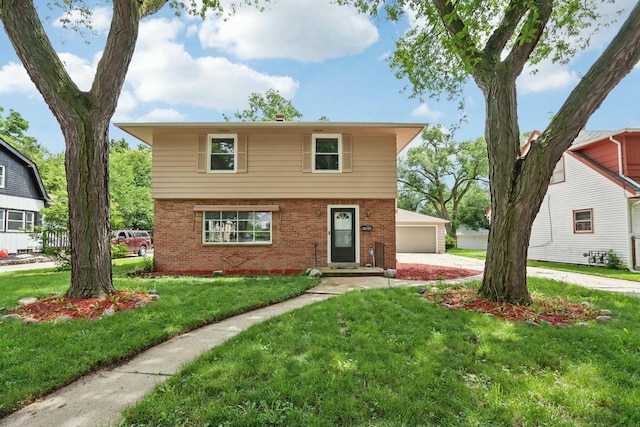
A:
330;207;356;263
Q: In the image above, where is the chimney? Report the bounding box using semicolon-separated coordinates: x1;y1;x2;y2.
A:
275;114;285;122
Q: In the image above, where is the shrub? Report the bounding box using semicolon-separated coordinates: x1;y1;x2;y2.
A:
604;249;623;270
445;234;457;249
111;243;130;259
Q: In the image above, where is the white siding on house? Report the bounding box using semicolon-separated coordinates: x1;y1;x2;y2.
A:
529;154;631;265
457;234;488;250
0;194;45;253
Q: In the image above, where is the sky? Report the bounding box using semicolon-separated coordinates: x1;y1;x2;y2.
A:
0;0;639;154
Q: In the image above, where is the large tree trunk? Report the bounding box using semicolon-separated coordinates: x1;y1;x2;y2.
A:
63;114;114;297
1;0;141;297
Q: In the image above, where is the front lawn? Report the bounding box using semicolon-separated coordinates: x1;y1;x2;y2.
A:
0;261;317;416
121;278;640;427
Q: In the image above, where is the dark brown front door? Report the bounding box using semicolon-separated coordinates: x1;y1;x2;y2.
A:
330;207;356;263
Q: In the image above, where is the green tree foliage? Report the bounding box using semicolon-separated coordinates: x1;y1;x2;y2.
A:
0;108;49;164
224;89;303;121
398;126;488;236
457;183;490;231
109;143;153;231
344;0;640;304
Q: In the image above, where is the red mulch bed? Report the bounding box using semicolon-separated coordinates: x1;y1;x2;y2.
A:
396;263;481;281
12;290;152;322
398;263;597;326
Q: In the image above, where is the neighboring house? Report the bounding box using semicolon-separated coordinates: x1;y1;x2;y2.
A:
456;226;488;250
528;129;640;269
116;121;424;273
0;137;50;254
396;209;448;253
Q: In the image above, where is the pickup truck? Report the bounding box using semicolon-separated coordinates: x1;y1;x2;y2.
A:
111;230;152;256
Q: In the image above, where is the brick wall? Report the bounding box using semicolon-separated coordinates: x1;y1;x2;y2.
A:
153;198;396;273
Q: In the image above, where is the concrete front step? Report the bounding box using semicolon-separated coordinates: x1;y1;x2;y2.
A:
317;266;384;277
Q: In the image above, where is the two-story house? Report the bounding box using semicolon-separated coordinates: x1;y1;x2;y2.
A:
528;129;640;270
116;121;424;273
0;137;50;254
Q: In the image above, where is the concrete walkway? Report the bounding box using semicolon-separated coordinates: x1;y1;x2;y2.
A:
2;253;640;426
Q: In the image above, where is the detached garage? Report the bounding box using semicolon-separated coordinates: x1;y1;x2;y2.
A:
396;209;449;253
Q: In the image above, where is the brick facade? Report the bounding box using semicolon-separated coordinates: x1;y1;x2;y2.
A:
153;198;396;273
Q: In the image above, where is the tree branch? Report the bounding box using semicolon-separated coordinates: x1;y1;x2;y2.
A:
483;0;530;57
431;0;482;66
503;0;553;78
529;1;640;170
91;0;141;116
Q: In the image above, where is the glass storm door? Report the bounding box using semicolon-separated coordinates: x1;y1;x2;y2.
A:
330;208;356;263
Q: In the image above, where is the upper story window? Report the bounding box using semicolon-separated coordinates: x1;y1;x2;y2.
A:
550;157;565;184
208;134;237;172
573;209;593;233
313;134;342;172
0;165;5;188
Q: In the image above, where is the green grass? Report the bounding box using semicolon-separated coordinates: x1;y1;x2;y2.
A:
0;260;317;416
448;248;640;281
121;279;640;427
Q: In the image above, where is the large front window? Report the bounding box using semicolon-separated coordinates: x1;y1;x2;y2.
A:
203;211;272;244
208;134;237;172
313;134;341;172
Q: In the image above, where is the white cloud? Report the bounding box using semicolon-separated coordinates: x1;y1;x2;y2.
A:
198;0;379;62
0;62;37;95
126;18;299;111
518;61;579;94
58;52;99;91
137;108;186;122
411;103;444;121
53;6;112;35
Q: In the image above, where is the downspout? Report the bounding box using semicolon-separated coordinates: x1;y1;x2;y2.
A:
610;135;640;272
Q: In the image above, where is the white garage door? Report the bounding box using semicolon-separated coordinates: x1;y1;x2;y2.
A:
397;226;437;253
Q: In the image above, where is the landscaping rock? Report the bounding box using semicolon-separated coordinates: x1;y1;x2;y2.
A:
596;315;613;323
0;307;7;315
575;322;591;328
55;315;73;323
148;289;159;295
22;317;38;325
213;270;225;276
148;294;160;301
597;309;612;316
134;300;147;309
18;297;38;306
580;302;592;308
308;268;322;278
0;314;21;322
384;269;397;278
101;309;116;317
430;287;440;292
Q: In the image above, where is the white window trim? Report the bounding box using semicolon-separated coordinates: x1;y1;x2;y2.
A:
0;209;4;232
312;133;342;173
6;210;25;232
25;212;35;232
207;134;238;173
202;210;272;245
0;165;5;188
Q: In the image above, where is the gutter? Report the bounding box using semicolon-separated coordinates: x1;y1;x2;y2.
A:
611;135;640;272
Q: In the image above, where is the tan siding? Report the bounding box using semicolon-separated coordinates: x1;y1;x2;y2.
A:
152;133;398;199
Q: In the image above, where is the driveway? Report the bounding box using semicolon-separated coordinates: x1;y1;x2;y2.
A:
398;252;640;297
